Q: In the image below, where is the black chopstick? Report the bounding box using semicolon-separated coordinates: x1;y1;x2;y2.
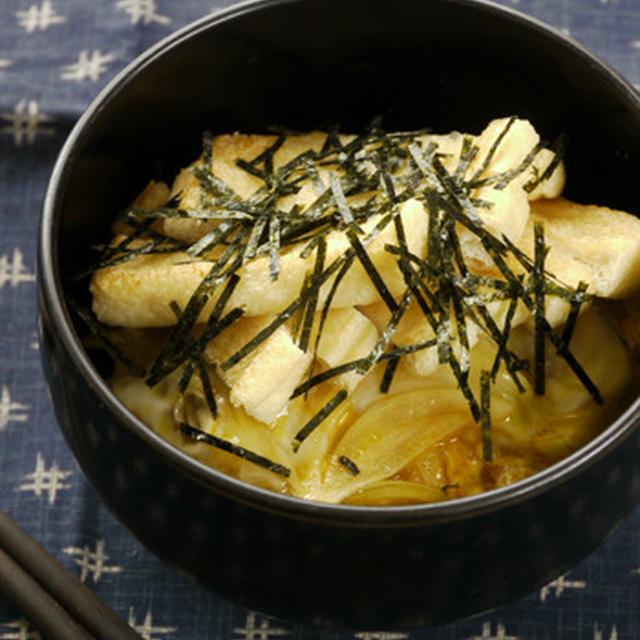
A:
0;546;96;640
0;508;143;640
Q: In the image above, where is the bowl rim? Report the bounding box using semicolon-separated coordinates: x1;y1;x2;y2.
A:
39;0;640;526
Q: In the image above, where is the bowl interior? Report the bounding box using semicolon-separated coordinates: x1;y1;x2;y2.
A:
49;0;640;508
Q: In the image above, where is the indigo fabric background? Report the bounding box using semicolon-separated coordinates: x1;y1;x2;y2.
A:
1;1;639;638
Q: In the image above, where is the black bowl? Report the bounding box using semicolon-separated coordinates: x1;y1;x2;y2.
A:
38;0;640;629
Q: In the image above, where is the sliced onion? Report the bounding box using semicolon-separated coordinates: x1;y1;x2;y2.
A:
342;480;446;506
303;387;471;503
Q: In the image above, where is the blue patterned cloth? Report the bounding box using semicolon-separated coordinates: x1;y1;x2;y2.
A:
1;1;639;638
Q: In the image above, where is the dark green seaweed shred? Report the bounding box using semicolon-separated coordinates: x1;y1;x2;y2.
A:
533;222;547;395
478;222;601;403
218;243;360;372
298;235;327;353
292;389;348;452
321;126;342;153
191;165;243;205
561;281;588;348
431;156;484;226
300;252;357;396
358;289;413;374
490;282;522;381
146;247;245;387
197;360;218;420
469;116;516;183
201;130;214;167
268;214;281;280
473;299;527;392
290;335;438;399
347;228;398;313
248;131;286;176
180;422;291;477
339;455;360;475
177;274;242;392
380;355;400;393
291;360;362;398
454;136;478;182
480;370;492;462
242;214;269;264
73;239;174;280
483;141;544;191
523;134;568;194
425;189;442;271
75;214;191;279
331;175;363;234
188;220;238;257
290;271;312;344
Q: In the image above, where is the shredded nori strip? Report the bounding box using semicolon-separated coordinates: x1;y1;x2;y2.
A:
469;116;516;183
478;140;543;191
380;356;400;393
298;235;327;353
290;336;437;398
533;222;547;396
431;156;484;226
242;132;286;180
201;130;214;167
523;134;568;194
291;361;362;398
242;214;269;264
268;214;281;280
191;165;243;205
561;281;588;349
177;274;243;392
485;234;601;399
146;224;249;385
292;389;348;451
331;175;363;234
347;228;398;313
180;422;291;478
197;360;218;420
339;455;360;475
187;220;237;258
311;253;356;363
454;136;479;182
358;289;413;374
73;239;174;280
480;370;492;462
75;214;190;278
490;284;521;381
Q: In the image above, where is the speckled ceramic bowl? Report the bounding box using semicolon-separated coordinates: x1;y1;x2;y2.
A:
38;0;640;629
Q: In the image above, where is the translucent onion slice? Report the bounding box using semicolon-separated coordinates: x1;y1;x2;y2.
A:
279;390;356;498
302;388;471;503
342;480;445;506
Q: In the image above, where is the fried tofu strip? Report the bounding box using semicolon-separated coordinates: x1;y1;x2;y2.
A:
91;199;428;327
456;118;565;272
529;197;640;299
203;315;312;424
